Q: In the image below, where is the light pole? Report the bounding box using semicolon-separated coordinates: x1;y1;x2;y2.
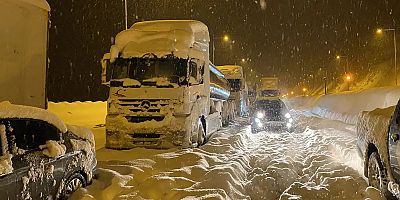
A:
124;0;128;30
377;28;397;86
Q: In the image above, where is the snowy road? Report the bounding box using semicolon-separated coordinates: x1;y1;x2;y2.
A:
68;114;384;200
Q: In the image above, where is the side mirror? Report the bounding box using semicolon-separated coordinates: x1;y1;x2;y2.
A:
101;53;111;86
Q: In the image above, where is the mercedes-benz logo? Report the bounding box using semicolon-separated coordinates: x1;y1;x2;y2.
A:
139;100;151;112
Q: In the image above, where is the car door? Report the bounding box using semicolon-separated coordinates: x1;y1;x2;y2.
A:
389;99;400;182
7;119;66;199
0;123;17;199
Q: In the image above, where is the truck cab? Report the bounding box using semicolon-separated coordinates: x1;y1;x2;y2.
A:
101;20;231;149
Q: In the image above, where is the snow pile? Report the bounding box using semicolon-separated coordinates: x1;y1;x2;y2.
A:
0;101;68;133
67;124;96;148
39;140;66;158
287;86;400;124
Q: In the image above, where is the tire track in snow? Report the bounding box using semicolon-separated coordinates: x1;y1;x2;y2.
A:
70;118;384;200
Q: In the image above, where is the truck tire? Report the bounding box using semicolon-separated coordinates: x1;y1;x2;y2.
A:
367;152;394;199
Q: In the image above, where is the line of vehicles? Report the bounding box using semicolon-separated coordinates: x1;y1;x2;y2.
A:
100;20;291;149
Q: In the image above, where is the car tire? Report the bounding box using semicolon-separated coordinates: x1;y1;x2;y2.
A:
367;152;395;199
63;172;86;198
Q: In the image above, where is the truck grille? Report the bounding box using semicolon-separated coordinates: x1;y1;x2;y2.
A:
128;133;162;146
118;99;169;113
129;133;161;138
125;116;165;123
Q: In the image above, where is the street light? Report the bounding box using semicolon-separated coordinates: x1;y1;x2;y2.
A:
302;88;307;96
223;35;230;43
376;28;397;86
344;74;352;91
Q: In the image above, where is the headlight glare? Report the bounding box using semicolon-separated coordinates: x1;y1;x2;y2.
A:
257;112;264;119
285;113;291;118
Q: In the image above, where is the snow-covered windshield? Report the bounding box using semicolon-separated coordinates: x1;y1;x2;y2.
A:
111;54;189;86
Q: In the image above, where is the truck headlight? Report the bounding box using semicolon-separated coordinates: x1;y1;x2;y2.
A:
257;112;264;119
285;113;291;119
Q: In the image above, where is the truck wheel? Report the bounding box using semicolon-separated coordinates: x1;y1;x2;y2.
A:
368;152;393;198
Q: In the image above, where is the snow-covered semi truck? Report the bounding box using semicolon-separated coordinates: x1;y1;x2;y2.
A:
0;0;50;108
216;65;249;117
257;77;280;100
101;20;232;149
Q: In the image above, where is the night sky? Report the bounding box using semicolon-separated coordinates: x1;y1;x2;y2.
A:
46;0;400;101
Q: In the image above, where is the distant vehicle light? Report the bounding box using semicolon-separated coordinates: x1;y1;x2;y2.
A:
289;118;293;123
285;113;291;119
287;123;292;128
255;118;261;123
257;112;264;119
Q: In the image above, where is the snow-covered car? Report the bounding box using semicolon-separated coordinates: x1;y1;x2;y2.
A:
0;102;96;199
250;99;293;133
357;100;400;199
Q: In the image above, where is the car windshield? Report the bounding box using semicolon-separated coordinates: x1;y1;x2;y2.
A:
111;54;188;85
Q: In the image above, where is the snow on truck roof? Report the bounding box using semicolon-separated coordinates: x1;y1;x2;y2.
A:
18;0;50;11
216;65;244;79
0;102;67;133
110;20;210;62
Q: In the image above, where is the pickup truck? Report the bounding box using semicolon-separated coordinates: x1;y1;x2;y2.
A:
357;100;400;199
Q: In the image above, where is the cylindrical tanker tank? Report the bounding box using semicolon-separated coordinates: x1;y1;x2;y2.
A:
209;64;230;100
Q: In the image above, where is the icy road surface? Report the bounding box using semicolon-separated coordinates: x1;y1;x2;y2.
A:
70;116;384;200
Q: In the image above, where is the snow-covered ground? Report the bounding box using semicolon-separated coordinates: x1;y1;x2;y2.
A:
48;101;386;199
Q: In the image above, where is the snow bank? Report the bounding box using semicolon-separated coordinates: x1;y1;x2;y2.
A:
287;86;400;124
0;101;68;133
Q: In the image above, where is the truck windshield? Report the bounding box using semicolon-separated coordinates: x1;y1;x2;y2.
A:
111;54;188;85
